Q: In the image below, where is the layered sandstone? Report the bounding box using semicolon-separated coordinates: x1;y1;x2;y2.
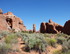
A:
0;9;26;32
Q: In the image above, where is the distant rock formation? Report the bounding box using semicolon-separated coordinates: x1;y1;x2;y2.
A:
63;20;70;35
0;9;26;32
40;19;63;33
33;24;36;33
0;9;3;14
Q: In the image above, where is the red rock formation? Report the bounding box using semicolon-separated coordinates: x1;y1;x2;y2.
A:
56;25;63;32
40;19;63;33
46;22;58;33
0;9;27;32
40;22;46;33
33;24;36;33
63;20;70;35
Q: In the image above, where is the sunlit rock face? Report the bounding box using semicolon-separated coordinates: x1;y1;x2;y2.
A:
63;20;70;35
0;9;27;32
40;19;63;33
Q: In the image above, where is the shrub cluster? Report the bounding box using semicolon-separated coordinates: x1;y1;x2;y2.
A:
5;33;18;44
22;33;47;52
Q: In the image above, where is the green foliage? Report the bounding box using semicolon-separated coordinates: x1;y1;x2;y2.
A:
0;42;12;54
62;39;70;52
29;31;33;33
53;50;62;54
5;33;18;44
0;31;10;36
53;50;70;54
22;33;47;52
22;31;29;33
0;31;70;54
15;32;23;37
46;38;57;47
56;33;68;37
44;33;54;37
0;31;10;39
56;37;67;44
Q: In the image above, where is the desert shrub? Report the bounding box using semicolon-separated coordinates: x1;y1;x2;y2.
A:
56;37;67;44
53;50;62;54
67;40;70;49
56;33;68;37
15;32;23;37
22;31;29;33
44;33;54;37
0;31;10;36
22;33;47;53
62;39;70;53
0;34;3;39
0;31;10;39
46;38;57;47
29;30;33;33
49;38;57;47
5;33;18;44
53;50;70;54
0;42;12;54
62;41;69;52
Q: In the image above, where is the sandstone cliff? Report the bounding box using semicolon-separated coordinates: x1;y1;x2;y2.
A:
0;9;26;32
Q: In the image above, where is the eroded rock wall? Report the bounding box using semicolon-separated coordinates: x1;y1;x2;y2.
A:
0;9;27;32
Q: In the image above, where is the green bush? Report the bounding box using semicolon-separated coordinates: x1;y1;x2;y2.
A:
53;50;70;54
44;33;54;37
67;40;70;48
0;31;10;39
56;33;68;37
46;38;57;47
53;50;62;54
62;39;70;52
15;32;23;37
22;31;29;33
0;42;12;54
56;37;67;44
5;33;18;44
29;31;33;33
22;33;47;53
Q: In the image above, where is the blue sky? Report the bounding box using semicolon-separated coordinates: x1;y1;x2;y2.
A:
0;0;70;30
